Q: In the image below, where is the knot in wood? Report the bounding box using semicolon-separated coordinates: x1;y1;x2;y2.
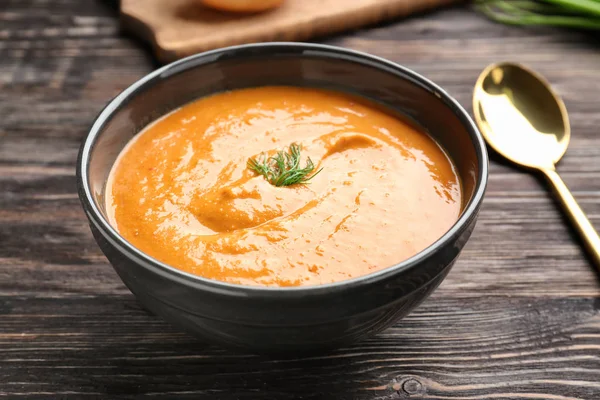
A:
401;378;423;396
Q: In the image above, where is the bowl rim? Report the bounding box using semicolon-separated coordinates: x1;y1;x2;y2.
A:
77;42;488;297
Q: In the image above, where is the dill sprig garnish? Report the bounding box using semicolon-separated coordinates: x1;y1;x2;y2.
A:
247;143;322;187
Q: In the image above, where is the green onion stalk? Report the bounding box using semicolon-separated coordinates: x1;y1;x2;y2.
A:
475;0;600;29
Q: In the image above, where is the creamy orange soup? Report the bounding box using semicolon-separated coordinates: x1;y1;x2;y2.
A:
107;87;461;287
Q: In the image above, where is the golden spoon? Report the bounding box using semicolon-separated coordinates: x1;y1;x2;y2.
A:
473;62;600;270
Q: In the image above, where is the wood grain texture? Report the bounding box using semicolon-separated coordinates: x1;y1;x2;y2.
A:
1;0;599;398
120;0;462;63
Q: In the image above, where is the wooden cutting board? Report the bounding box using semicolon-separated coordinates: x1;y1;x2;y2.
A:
121;0;461;64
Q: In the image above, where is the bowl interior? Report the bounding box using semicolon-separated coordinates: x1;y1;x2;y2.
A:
84;44;483;263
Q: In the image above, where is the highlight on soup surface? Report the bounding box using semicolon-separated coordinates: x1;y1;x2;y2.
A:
105;86;462;287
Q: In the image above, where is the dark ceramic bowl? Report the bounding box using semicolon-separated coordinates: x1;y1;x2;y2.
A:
77;42;488;354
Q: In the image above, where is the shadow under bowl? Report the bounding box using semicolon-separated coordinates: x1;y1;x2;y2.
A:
76;42;488;354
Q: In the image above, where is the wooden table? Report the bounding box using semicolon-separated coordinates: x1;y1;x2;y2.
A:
2;1;599;399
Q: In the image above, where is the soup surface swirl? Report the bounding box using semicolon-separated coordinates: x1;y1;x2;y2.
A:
107;87;461;287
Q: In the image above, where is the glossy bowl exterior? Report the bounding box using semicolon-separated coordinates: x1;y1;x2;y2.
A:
77;43;488;354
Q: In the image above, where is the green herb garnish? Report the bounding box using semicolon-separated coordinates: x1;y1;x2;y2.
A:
476;0;600;30
247;143;322;187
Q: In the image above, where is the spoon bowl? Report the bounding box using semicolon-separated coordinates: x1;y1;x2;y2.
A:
473;62;570;169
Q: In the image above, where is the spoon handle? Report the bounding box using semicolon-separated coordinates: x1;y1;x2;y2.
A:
541;168;600;270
